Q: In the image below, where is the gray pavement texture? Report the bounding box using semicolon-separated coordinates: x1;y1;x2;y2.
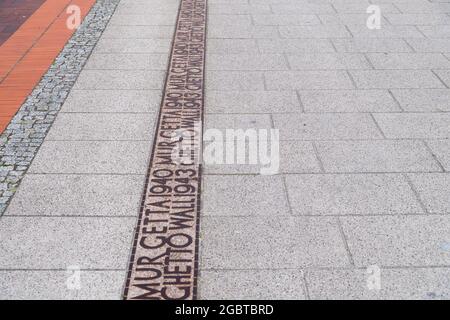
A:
1;0;450;300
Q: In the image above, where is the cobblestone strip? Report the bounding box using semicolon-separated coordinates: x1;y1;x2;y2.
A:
123;0;206;300
0;0;121;214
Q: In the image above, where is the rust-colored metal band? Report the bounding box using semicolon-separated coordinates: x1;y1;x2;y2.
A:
123;0;206;300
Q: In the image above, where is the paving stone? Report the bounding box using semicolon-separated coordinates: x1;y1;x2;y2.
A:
202;175;289;216
206;91;300;113
109;14;176;26
350;70;444;89
208;25;279;38
5;174;144;217
0;271;125;300
340;216;450;266
279;25;351;38
385;13;450;25
207;39;259;54
29;141;150;174
273;113;382;140
200;216;349;269
62;90;161;113
315;140;442;173
85;53;168;70
391;89;450;112
367;53;450;69
300;90;400;112
332;1;399;13
287;53;370;70
257;39;336;53
319;14;387;25
94;38;171;53
426;140;450;171
346;25;424;38
279;141;322;173
265;71;354;90
101;26;174;39
208;14;252;27
205;113;272;130
374;113;450;139
408;173;450;214
208;4;271;14
46;113;156;141
0;217;135;269
115;4;180;15
285;173;423;215
207;54;288;70
433;70;450;87
252;14;321;25
395;2;450;14
418;25;450;38
199;270;306;299
406;39;450;52
332;38;413;53
73;70;165;90
270;3;336;14
306;268;450;300
206;71;265;90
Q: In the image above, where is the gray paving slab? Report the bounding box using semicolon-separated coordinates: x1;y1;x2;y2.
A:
406;38;450;52
270;3;336;14
287;53;370;70
85;53;168;70
199;270;307;299
101;26;174;39
207;39;259;54
46;113;156;141
252;14;321;25
408;173;450;214
272;113;383;140
306;268;450;300
207;54;288;70
0;271;125;300
205;114;272;130
426;140;450;171
395;1;450;13
349;70;444;89
257;39;336;53
390;89;450;112
285;174;423;216
208;4;272;14
340;216;450;266
94;38;172;54
265;71;354;90
208;14;252;27
373;113;450;139
73;70;165;90
200;216;350;269
279;25;351;38
279;141;323;173
332;2;399;13
367;53;450;69
332;38;413;53
318;14;387;26
5;174;144;217
109;14;176;26
385;13;450;25
61;90;162;113
208;25;279;38
0;217;135;269
346;25;424;38
206;71;265;90
315;140;442;173
29;141;151;174
202;175;290;216
300;90;400;113
433;70;450;87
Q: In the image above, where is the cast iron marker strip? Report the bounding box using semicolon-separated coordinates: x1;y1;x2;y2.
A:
123;0;207;300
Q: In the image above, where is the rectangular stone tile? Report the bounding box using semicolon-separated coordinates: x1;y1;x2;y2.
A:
200;216;349;269
206;71;265;90
101;26;174;39
46;113;156;141
202;175;289;216
287;53;370;70
207;54;287;70
29;141;150;174
207;39;259;54
427;140;450;171
265;71;354;90
332;38;412;53
433;70;450;87
206;91;301;113
257;39;336;53
0;271;125;300
341;216;450;266
273;113;382;140
306;268;450;300
0;217;135;269
406;38;450;52
285;174;423;215
374;113;450;139
408;173;450;214
350;70;444;89
395;2;450;13
367;53;450;69
62;90;161;113
208;25;279;38
316;140;442;173
5;174;144;217
347;25;424;38
385;13;450;25
85;53;168;70
390;89;450;112
115;3;179;15
94;38;171;53
199;270;306;300
271;3;335;14
418;25;450;38
332;1;399;13
208;4;271;14
319;14;387;26
279;25;351;38
205;113;272;130
300;90;400;112
109;14;176;26
253;14;320;25
208;14;252;27
73;70;165;90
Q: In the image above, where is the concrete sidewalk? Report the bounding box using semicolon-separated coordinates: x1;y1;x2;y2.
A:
1;0;450;299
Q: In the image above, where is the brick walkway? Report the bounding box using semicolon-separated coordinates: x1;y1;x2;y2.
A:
1;0;450;300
